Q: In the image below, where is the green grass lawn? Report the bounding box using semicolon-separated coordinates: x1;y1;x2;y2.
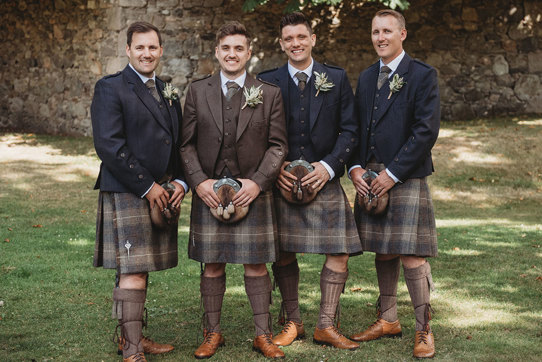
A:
1;118;541;361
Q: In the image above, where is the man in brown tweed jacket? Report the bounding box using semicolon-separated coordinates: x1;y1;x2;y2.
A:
180;22;288;359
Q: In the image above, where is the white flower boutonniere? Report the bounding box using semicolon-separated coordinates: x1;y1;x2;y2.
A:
313;71;335;97
162;83;180;106
241;85;263;110
388;74;406;99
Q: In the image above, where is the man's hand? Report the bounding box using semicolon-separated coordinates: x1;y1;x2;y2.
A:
145;183;169;211
371;170;396;197
169;181;186;209
350;167;370;197
195;179;221;208
301;162;330;193
233;179;261;207
276;161;297;192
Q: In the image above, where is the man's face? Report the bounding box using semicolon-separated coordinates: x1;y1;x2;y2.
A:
371;15;407;64
126;31;163;78
279;24;316;70
215;34;251;79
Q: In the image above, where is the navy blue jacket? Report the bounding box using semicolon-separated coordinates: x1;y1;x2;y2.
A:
349;54;440;181
258;61;357;178
91;65;184;197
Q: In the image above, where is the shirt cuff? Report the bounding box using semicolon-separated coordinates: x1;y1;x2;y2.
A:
141;181;155;198
348;165;361;179
320;160;335;181
174;179;189;193
385;168;400;183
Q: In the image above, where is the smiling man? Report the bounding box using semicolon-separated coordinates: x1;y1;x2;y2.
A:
91;21;187;361
180;21;287;359
348;10;440;359
258;12;361;350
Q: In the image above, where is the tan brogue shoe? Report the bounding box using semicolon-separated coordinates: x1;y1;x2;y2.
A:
253;334;285;359
272;321;305;346
350;318;402;342
123;352;147;362
194;332;225;359
118;336;174;355
413;330;435;358
313;326;359;350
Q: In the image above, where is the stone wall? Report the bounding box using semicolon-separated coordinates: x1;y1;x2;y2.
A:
1;0;541;136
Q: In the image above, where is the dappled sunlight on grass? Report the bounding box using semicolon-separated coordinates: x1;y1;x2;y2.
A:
66;238;94;246
444;298;518;328
517;118;542;126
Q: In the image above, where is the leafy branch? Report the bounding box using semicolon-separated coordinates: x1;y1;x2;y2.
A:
242;0;410;13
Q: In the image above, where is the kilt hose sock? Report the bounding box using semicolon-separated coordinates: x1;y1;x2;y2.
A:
201;274;226;333
317;266;348;329
272;260;302;324
112;288;145;358
404;262;434;331
376;257;401;322
244;273;273;336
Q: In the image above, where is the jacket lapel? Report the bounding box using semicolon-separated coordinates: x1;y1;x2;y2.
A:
205;73;223;134
375;53;411;123
236;75;257;141
365;62;379;126
276;64;290;124
156;78;179;141
309;61;325;131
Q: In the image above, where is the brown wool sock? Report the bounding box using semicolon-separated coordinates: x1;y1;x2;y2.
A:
316;266;348;329
272;260;301;324
404;262;433;331
244;273;272;336
201;274;226;333
112;288;146;358
376;257;401;322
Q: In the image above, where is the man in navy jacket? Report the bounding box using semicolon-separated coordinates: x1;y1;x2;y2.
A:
348;10;440;359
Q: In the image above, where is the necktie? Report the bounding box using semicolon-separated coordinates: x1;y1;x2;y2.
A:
225;81;240;101
145;79;161;103
295;71;308;91
377;66;391;90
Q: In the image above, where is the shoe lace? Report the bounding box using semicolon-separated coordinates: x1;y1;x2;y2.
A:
132;352;146;362
203;332;217;345
281;321;294;334
418;331;429;345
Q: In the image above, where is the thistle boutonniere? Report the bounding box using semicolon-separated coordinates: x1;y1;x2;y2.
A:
313;71;335;97
162;83;180;106
388;74;406;99
241;85;263;110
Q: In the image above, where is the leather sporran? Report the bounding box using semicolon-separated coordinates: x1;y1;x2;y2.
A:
150;182;180;229
210;178;249;224
357;169;389;216
279;160;318;205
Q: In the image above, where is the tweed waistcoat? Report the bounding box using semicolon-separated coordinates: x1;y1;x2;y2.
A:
287;76;315;162
366;80;388;163
214;90;242;178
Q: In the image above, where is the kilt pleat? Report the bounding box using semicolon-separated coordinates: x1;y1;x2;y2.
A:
353;162;438;257
93;191;178;273
188;191;279;264
274;179;362;255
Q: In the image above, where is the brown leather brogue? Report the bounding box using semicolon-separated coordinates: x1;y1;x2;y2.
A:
350;318;402;342
194;332;225;359
253;334;285;359
313;326;359;350
272;321;305;346
413;330;435;358
123;352;147;362
118;336;174;355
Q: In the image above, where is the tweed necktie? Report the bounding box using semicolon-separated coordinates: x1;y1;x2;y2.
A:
145;79;161;103
377;66;391;90
295;71;308;91
225;81;240;101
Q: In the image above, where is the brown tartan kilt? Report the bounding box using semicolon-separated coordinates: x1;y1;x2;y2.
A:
188;190;279;264
273;178;362;255
353;162;438;257
93;191;178;274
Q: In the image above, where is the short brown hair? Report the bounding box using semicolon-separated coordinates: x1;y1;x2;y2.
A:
127;21;162;46
279;12;312;37
374;9;406;30
216;21;251;47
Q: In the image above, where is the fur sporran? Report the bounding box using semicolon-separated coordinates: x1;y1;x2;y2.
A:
210;178;249;223
279;160;318;205
357;169;389;216
150;182;180;229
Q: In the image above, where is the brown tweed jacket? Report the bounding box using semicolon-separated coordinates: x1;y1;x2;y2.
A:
180;73;288;192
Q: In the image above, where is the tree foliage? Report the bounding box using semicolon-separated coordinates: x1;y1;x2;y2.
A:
242;0;410;13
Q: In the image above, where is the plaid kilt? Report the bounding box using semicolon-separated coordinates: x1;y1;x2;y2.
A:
93;192;178;274
273;178;362;255
188;191;279;264
353;162;438;257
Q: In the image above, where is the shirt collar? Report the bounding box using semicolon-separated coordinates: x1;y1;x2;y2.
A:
379;50;405;75
129;63;156;84
288;59;314;83
220;71;247;89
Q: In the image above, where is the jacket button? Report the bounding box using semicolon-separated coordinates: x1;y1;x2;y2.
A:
180;147;185;152
272;163;277;167
395;157;399;161
185;160;189;163
301;107;305;111
371;146;375;150
165;139;170;145
351;138;355;142
129;164;134;169
346;148;350;152
138;174;143;179
120;153;125;158
374;106;377;110
339;159;344;163
372;120;376;123
300;146;304;150
279;151;283;156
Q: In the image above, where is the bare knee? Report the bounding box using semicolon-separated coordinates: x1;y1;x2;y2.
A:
243;263;268;277
203;263;226;277
325;254;349;273
119;273;148;289
400;256;426;269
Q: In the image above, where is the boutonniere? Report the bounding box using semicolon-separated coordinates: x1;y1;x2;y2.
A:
388;74;406;99
241;85;263;110
313;71;335;97
162;83;180;106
